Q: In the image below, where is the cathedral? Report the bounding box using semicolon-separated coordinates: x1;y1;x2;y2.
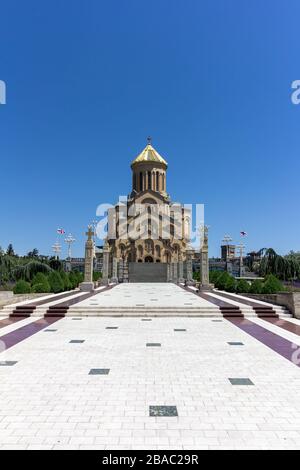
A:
102;140;193;282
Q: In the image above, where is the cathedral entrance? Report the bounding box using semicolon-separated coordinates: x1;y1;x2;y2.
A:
144;256;153;263
128;262;168;282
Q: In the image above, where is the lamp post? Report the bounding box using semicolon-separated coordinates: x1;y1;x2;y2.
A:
64;233;76;264
52;241;61;260
236;243;245;278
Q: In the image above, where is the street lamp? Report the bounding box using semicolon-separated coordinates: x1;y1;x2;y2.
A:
52;241;61;260
64;233;76;262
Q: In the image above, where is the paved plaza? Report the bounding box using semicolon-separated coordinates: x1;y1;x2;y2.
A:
0;283;300;450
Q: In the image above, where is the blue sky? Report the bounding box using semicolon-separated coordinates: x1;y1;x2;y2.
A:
0;0;299;258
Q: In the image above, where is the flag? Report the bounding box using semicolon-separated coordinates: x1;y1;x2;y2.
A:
57;228;65;234
240;231;247;237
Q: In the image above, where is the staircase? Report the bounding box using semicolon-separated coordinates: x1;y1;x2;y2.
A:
65;305;223;317
44;305;69;317
10;305;36;318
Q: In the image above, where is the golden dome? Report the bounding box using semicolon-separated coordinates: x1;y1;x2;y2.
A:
131;143;168;168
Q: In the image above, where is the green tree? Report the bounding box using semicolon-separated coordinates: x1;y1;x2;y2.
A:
6;244;15;256
48;271;64;293
236;279;250;294
262;274;284;294
249;279;263;294
224;276;236;293
215;271;231;290
27;248;39;258
49;258;62;270
69;271;79;289
31;273;50;293
209;270;222;284
13;280;31;294
13;261;52;282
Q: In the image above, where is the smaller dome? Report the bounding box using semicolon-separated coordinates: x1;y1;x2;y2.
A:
131;144;168;168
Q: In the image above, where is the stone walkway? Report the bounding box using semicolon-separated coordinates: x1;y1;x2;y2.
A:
0;298;300;449
76;283;213;308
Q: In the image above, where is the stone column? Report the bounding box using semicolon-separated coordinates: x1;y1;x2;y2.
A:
172;262;178;282
80;225;95;292
200;225;212;291
167;263;171;282
186;249;194;283
111;257;118;283
102;239;110;285
178;259;184;282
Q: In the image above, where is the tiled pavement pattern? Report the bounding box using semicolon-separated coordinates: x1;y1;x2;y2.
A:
1;312;300;449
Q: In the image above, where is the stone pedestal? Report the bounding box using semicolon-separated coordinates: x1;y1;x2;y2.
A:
79;281;94;292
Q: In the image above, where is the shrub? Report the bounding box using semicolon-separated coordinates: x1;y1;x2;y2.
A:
249;279;263;294
224;276;236;292
193;271;200;281
13;280;31;294
32;283;48;293
262;274;284;294
48;271;64;293
31;273;50;293
209;270;222;284
68;271;78;289
93;272;102;282
236;279;250;294
58;270;73;291
215;272;231;290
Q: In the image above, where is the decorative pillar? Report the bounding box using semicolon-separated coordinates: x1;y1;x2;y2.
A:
167;263;171;282
186;248;194;283
200;225;212;291
80;225;95;292
178;258;184;282
102;239;110;285
172;262;178;282
111;257;118;283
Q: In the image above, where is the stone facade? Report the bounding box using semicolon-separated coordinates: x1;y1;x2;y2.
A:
103;142;192;282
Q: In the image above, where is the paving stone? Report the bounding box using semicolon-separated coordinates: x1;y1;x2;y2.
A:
228;342;244;346
228;378;254;386
149;406;178;417
89;369;110;375
69;340;85;344
146;343;161;347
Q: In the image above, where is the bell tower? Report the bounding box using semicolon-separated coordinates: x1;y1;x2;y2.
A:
131;138;168;197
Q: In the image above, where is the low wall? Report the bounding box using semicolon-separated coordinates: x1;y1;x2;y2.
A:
0;291;13;300
245;292;300;319
0;293;48;309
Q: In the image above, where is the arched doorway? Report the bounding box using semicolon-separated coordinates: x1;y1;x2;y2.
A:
145;256;153;263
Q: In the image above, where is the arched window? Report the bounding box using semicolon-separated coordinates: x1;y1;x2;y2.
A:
139;172;143;191
133;173;136;190
156;171;159;191
148;171;151;190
